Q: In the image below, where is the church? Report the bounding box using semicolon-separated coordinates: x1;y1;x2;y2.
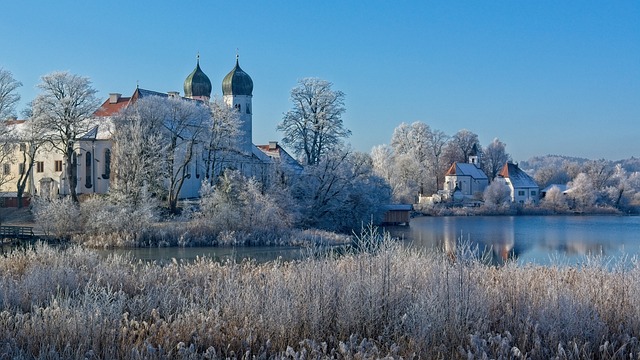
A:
1;56;301;201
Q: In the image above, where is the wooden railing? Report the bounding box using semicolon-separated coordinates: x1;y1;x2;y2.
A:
0;226;35;239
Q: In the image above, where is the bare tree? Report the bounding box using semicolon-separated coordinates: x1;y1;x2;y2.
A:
482;138;511;181
203;97;242;185
445;129;481;164
0;68;22;120
278;78;350;165
426;129;449;192
162;96;211;213
31;71;100;203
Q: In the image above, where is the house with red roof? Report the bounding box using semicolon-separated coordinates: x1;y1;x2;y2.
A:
495;162;540;204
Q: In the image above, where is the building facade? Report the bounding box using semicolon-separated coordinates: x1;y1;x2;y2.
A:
1;56;298;202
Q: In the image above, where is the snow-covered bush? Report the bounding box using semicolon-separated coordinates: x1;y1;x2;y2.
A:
77;193;158;246
32;196;80;239
196;170;293;244
482;180;511;210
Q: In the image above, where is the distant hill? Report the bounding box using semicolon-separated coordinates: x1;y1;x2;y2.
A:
520;155;640;174
519;155;590;173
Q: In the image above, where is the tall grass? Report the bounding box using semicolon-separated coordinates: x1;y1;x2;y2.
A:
0;239;638;358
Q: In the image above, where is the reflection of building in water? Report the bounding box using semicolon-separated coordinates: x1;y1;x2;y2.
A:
442;218;529;265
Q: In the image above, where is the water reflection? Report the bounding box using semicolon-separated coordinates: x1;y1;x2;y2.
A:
388;215;640;266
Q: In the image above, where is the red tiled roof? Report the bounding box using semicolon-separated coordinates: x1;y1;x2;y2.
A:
444;163;457;176
94;96;131;117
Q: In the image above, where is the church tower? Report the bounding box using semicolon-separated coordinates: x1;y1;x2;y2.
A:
184;55;212;102
222;55;253;155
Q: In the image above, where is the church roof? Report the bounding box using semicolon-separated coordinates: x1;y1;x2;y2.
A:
445;162;488;180
222;57;253;96
184;57;212;98
95;95;131;117
498;163;538;188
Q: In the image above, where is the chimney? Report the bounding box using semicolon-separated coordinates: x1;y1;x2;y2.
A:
268;141;278;150
109;93;121;104
167;91;180;98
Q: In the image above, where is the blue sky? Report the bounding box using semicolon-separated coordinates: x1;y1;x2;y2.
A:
1;1;638;162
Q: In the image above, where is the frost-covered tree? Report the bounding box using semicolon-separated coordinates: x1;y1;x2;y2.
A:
291;150;390;232
541;185;569;213
278;78;350;165
0;68;22;120
0;121;15;201
112;95;210;213
482;138;511;181
603;164;638;210
567;173;596;211
31;71;100;203
371;144;414;203
111;97;168;207
12;107;48;208
391;122;431;195
203;97;242;185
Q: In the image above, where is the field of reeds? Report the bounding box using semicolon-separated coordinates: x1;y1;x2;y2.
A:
0;233;639;359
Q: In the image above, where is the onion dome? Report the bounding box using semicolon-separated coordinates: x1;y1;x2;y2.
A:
184;56;212;98
222;56;253;96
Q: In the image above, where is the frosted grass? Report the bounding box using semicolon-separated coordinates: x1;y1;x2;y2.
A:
0;238;638;358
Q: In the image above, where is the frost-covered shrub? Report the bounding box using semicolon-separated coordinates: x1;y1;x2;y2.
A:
196;170;293;244
32;196;80;239
74;193;159;247
541;185;569;213
483;180;512;210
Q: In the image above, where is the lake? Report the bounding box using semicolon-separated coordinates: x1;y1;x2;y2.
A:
95;215;640;267
388;215;640;266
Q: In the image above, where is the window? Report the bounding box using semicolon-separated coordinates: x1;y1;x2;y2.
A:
55;160;63;172
3;163;10;175
234;103;241;112
18;163;24;174
531;191;537;196
518;190;525;196
19;143;26;152
102;149;111;179
85;152;92;189
36;161;44;173
246;103;251;114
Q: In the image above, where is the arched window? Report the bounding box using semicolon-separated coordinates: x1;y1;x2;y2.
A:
85;151;92;189
102;149;111;179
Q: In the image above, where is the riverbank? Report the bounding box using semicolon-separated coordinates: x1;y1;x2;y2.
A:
415;202;631;217
0;241;638;358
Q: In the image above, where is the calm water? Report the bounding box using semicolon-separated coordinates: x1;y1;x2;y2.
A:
388;215;640;266
95;216;640;266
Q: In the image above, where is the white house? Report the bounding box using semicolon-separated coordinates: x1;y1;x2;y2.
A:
443;162;489;199
496;162;540;204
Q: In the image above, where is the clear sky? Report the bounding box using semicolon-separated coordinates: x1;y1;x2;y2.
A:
1;1;638;162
